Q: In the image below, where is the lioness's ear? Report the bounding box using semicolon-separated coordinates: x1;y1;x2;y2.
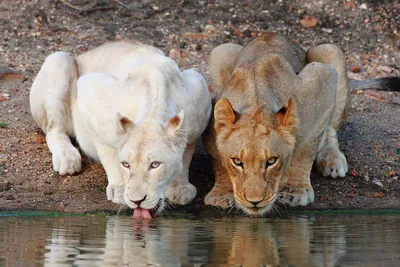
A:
166;110;184;136
214;98;235;133
117;113;134;134
275;98;298;144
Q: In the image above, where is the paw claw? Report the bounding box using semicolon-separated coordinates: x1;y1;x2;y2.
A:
106;183;125;204
165;183;197;205
52;145;82;175
278;185;314;207
316;147;348;178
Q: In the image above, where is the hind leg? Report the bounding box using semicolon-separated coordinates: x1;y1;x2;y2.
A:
307;44;350;178
30;52;82;175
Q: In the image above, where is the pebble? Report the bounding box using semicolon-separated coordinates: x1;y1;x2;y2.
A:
372;178;383;188
377;65;392;73
322;28;333;33
169;48;181;59
204;24;217;34
300;16;318;28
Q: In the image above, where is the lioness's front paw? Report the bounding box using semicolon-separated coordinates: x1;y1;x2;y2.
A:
204;190;235;208
278;184;314;207
52;145;82;175
316;147;348;178
165;183;197;205
106;183;125;205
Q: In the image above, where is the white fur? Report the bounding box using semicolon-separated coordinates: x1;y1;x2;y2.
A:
30;41;212;208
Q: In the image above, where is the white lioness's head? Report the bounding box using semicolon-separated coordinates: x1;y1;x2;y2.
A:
214;97;297;215
116;111;187;213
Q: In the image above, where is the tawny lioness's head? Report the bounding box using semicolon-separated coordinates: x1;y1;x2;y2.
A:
116;111;187;213
214;98;297;215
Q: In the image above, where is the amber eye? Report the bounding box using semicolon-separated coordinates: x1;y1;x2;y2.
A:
266;157;278;167
150;161;161;169
121;161;130;169
231;158;243;167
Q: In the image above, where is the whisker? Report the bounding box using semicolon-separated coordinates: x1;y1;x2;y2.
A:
117;204;129;215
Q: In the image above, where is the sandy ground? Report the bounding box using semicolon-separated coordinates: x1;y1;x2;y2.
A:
0;0;399;215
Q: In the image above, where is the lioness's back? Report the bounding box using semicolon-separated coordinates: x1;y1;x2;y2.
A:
76;41;164;75
235;32;307;74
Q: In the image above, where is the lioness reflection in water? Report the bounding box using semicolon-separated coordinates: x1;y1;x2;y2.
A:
41;216;346;266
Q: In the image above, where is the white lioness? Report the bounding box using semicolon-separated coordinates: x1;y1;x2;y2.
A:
30;41;212;218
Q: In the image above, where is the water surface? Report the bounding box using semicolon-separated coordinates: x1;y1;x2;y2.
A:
0;212;399;266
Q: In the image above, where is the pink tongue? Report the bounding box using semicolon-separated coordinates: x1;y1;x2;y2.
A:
132;208;152;219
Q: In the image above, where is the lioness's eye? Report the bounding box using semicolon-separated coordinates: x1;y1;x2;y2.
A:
231;158;243;167
150;161;161;169
266;157;278;167
121;161;130;169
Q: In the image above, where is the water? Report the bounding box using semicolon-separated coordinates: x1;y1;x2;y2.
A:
0;213;399;266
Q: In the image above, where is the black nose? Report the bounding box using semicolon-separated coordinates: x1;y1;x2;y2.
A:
249;200;262;207
130;195;147;206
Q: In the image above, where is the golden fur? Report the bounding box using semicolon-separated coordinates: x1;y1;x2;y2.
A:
204;32;349;215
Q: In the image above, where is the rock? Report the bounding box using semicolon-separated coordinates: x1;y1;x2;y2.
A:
344;1;357;9
300;16;318;28
204;24;216;34
169;48;181;59
350;65;361;73
377;65;392;73
0;67;25;84
373;192;385;198
183;32;217;40
372;178;383;187
360;3;368;9
322;28;333;33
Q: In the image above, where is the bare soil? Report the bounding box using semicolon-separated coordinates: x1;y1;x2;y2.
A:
0;0;399;215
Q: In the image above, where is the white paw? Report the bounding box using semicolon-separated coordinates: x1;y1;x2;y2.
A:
52;144;82;175
106;183;125;205
316;147;348;178
165;183;197;205
278;184;314;207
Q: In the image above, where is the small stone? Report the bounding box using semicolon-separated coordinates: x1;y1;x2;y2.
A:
181;50;190;59
344;1;357;9
373;192;385;198
360;3;367;9
58;202;66;211
322;28;333;33
78;34;89;40
169;48;181;59
183;32;217;40
300;16;318;29
350;65;361;73
377;65;392;73
372;178;383;187
7;109;16;114
204;24;217;34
